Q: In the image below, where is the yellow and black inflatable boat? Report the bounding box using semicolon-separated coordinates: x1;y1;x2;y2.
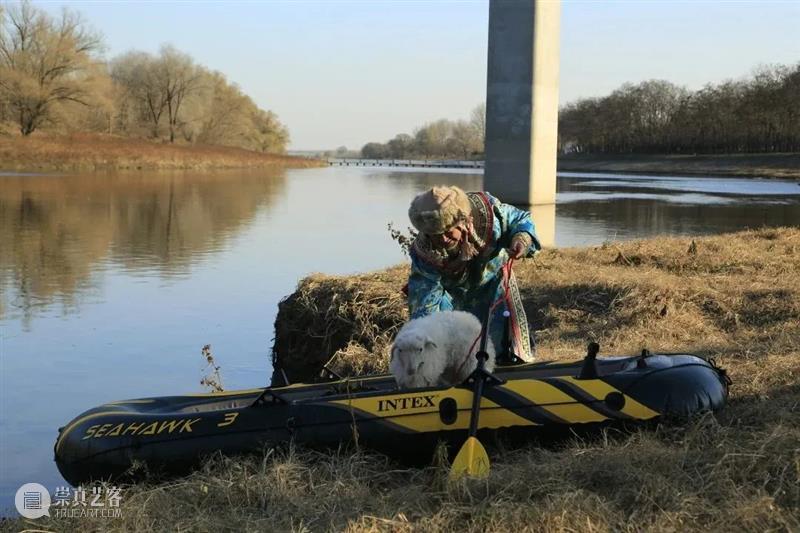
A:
55;349;728;486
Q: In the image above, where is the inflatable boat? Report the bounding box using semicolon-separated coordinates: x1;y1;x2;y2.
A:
54;349;729;486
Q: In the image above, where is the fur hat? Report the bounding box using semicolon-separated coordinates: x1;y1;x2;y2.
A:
408;186;472;234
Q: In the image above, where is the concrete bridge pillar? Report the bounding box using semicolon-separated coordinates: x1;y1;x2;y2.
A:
484;0;561;207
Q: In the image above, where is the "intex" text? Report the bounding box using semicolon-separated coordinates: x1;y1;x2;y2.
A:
377;394;438;412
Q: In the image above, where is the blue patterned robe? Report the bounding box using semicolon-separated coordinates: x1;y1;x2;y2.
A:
407;191;541;361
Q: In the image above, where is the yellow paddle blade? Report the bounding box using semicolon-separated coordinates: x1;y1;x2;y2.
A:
449;436;490;480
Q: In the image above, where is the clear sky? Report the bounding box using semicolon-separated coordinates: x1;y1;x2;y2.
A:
34;0;800;151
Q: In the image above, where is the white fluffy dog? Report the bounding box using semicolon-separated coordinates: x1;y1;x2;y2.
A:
390;310;496;389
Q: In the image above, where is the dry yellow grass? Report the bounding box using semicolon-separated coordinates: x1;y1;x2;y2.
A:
5;228;799;532
275;227;800;387
0;132;324;171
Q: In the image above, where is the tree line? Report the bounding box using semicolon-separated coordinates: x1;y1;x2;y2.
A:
361;63;798;159
559;64;800;155
0;1;288;153
361;104;485;159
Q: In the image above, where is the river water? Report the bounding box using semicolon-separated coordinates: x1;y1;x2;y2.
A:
2;166;799;511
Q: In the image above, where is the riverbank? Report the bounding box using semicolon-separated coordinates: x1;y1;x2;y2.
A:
7;229;799;531
558;152;800;179
0;133;325;171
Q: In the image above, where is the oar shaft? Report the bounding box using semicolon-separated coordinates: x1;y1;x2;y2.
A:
452;260;514;479
468;263;507;437
468;362;485;437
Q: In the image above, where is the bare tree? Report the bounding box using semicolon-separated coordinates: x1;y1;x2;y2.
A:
111;46;200;142
111;46;289;152
158;45;200;143
111;51;167;138
248;108;289;153
0;1;103;135
387;133;413;158
192;70;252;145
361;142;388;159
470;103;486;148
450;119;481;158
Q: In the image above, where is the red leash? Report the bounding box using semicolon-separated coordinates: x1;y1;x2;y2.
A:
462;258;515;371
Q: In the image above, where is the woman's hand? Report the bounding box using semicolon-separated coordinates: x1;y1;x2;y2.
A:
508;232;532;260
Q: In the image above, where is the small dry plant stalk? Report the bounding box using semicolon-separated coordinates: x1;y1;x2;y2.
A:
387;222;417;257
200;344;224;392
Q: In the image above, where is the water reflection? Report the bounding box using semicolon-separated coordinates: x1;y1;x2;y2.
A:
376;169;484;202
0;170;287;325
2;169;799;324
555;173;800;245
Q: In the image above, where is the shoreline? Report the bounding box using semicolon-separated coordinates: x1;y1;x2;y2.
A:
0;133;325;171
1;134;797;179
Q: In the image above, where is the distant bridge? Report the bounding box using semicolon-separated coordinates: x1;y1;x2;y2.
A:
328;158;484;169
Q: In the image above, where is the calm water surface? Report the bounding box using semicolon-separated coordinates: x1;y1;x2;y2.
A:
2;166;800;511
